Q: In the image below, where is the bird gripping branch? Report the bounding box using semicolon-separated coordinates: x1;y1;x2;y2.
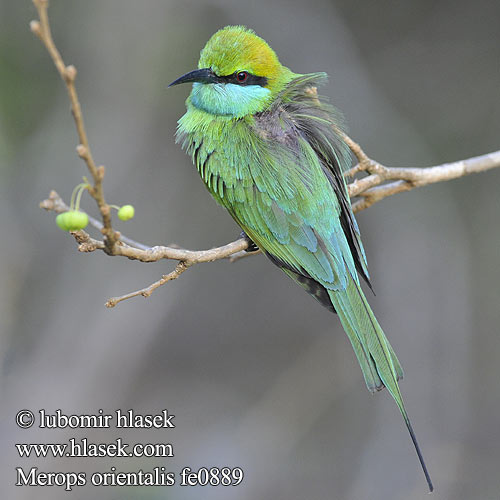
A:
170;25;433;492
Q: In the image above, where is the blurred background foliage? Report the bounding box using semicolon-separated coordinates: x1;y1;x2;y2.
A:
1;1;499;499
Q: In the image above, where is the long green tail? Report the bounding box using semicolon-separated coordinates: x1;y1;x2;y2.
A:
329;274;434;492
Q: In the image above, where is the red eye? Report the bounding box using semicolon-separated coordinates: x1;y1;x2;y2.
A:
236;71;248;82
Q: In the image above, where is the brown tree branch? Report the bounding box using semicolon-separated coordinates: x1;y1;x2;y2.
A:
105;262;190;308
346;150;500;211
31;0;118;252
33;2;500;307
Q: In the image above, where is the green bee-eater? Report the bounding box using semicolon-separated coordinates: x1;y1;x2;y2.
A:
170;26;433;491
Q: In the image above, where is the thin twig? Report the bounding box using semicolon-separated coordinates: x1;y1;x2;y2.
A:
31;0;118;252
105;262;190;308
348;150;500;210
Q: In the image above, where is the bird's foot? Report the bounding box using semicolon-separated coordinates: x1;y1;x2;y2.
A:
240;231;259;252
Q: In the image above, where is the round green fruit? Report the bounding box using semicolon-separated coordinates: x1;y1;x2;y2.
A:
118;204;135;221
56;211;89;231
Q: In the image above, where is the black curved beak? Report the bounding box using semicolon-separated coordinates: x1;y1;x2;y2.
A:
168;68;217;87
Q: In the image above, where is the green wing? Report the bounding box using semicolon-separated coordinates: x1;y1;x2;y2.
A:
205;74;365;293
182;74;403;391
205;76;402;390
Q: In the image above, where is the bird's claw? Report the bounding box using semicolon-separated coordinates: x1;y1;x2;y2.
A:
240;231;259;252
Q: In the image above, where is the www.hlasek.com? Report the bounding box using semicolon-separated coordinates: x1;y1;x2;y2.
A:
14;409;244;490
16;438;174;459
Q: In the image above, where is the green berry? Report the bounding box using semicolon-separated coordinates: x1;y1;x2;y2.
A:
118;204;135;221
68;211;89;230
56;212;71;231
56;211;89;231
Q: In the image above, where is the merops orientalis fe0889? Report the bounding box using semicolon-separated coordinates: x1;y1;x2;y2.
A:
170;26;433;491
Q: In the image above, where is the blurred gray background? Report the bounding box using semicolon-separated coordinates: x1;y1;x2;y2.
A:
1;1;499;499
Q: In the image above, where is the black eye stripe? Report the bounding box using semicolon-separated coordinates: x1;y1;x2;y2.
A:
215;72;268;87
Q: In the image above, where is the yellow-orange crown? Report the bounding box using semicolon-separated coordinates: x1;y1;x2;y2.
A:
198;26;293;94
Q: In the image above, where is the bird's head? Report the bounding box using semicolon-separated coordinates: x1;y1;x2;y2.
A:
169;26;294;118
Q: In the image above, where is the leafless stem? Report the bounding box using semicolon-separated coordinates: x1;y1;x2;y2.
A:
105;262;190;308
347;150;500;211
31;0;118;252
33;3;500;307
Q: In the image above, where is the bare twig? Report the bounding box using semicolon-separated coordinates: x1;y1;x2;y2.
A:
347;150;500;211
39;191;250;262
105;262;190;308
31;0;118;252
33;3;500;307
